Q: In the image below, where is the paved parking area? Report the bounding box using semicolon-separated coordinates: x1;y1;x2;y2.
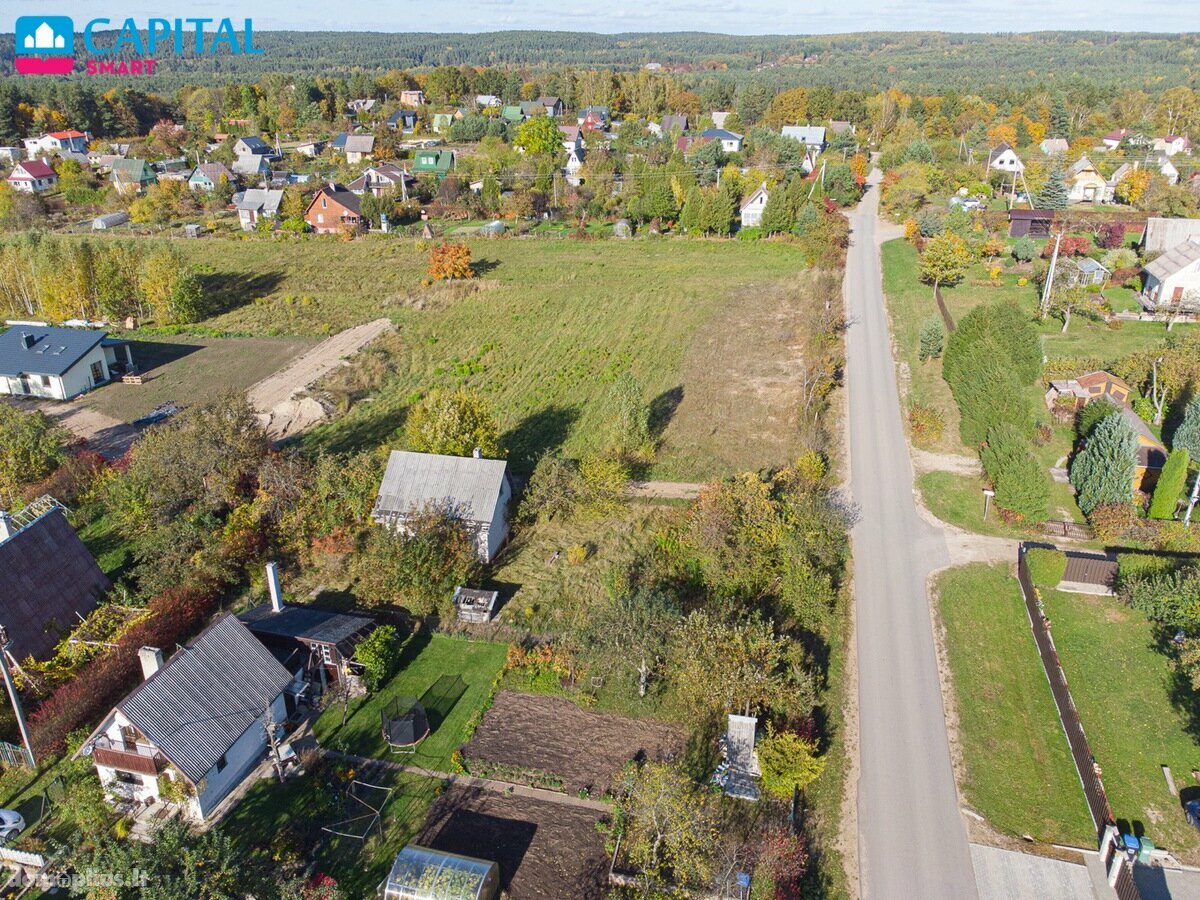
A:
971;844;1094;900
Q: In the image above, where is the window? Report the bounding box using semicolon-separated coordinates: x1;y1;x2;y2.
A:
39;375;49;387
215;753;227;773
115;771;142;786
321;197;327;208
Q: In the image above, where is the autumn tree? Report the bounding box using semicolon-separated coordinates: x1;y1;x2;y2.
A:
918;231;973;298
404;389;503;458
757;726;825;800
513;114;563;156
427;242;474;281
765;87;809;128
668;611;790;716
0;406;69;503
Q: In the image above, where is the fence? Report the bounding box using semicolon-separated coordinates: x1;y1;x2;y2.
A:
1042;519;1094;541
1017;544;1143;900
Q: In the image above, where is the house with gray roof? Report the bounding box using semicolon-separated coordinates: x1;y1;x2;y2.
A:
80;614;299;821
1142;239;1200;314
233;189;284;231
373;449;512;562
342;134;375;164
0;325;134;400
187;161;235;192
781;125;827;150
0;499;108;664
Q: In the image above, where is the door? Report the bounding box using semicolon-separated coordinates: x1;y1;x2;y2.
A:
1084;185;1096;201
1173;287;1185;303
90;360;105;384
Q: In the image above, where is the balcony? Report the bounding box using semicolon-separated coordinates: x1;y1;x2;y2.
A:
92;738;165;777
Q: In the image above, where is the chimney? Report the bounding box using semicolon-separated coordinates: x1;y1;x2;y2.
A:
472;446;482;459
21;333;35;349
266;561;284;613
0;511;13;542
139;646;164;680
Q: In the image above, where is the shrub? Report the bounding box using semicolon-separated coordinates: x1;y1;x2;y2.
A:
918;314;944;361
1088;502;1137;541
1076;398;1122;441
1125;566;1200;630
1096;222;1126;250
981;424;1051;523
756;726;824;800
566;543;589;565
1149;449;1190;520
908;403;945;447
1011;237;1039;262
1072;413;1138;516
915;210;944;237
354;624;401;691
1026;548;1068;587
405;389;503;459
1042;236;1092;258
427;242;474;281
736;226;761;241
578;454;628;515
1116;552;1186;591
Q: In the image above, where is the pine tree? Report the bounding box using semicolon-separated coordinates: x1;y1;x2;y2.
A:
1174;395;1200;461
1038;166;1069;210
1070;414;1138;516
1050;94;1070;138
1149;449;1190;520
918;314;944;361
679;186;703;232
760;188;792;235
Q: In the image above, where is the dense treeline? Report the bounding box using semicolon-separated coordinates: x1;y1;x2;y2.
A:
0;30;1196;97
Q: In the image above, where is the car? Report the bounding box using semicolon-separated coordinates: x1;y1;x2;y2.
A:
948;196;984;211
0;809;25;842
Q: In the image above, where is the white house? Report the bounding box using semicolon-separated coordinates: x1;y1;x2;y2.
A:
475;94;502;109
1067;156;1112;204
1156;154;1180;185
373;449;512;563
79;615;299;822
233;189;283;231
781;125;826;152
1142;239;1200;313
6;160;57;193
560;125;584;155
1154;135;1192;157
1040;138;1070;156
233;136;271;158
564;147;585;185
0;326;134;400
1143;218;1200;254
347;164;413;198
343;134;375;165
22;130;88;158
701;128;743;152
986;142;1024;174
740;183;769;228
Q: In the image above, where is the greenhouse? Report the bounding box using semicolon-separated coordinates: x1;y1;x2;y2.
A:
382;845;500;900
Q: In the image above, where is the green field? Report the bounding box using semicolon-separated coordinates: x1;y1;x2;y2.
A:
1042;588;1200;861
881;238;1192;454
312;632;506;767
78;333;315;423
935;564;1094;846
220;765;438;897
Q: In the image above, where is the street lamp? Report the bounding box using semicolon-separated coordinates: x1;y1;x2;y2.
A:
982;488;996;521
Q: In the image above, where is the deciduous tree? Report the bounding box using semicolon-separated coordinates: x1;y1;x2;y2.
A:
404;389;502;458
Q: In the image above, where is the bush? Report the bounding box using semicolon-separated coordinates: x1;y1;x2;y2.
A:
736;226;761;241
427;242;474;281
1076;398;1122;441
1011;237;1039;262
981;424;1051;523
1026;548;1068;587
1149;449;1190;520
1125;566;1200;630
919;314;944;361
1088;502;1137;541
915;210;944;237
354;624;401;691
566;543;589;565
1117;552;1186;591
1096;222;1126;250
908;403;945;447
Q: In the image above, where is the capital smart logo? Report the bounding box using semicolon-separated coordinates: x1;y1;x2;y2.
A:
15;16;76;75
13;14;262;76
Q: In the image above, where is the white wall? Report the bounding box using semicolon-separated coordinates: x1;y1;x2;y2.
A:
193;691;287;819
1146;264;1200;305
484;478;512;562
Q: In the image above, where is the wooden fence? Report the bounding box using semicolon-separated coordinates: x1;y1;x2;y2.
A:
1017;543;1143;900
1042;519;1094;541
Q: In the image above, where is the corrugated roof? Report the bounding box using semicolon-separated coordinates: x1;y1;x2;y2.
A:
0;325;107;377
0;509;107;661
234;189;283;214
117;614;293;783
375;450;508;525
1061;553;1117;590
1144;239;1200;281
782;125;826;145
1143;218;1200;255
344;135;375;153
239;603;373;649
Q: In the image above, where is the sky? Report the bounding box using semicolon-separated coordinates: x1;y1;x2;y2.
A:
8;0;1200;34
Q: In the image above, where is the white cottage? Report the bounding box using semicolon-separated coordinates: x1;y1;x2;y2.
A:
986;142;1024;174
740;183;769;228
1142;240;1200;313
373;450;511;563
79;614;299;821
0;326;134;400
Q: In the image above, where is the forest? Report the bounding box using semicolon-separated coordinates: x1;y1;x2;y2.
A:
0;30;1196;95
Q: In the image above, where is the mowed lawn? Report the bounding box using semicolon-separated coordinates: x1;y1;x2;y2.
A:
313;632;507;768
881;239;1193;454
78;333;315;422
935;564;1094;846
1042;589;1200;861
270;237;816;480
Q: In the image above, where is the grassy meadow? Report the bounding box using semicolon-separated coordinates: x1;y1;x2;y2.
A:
935;564;1095;846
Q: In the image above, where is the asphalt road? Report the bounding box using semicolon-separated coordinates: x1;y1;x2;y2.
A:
846;176;979;899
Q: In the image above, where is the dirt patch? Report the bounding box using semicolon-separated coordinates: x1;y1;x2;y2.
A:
665;275;818;474
28;400;140;459
417;784;609;899
247;318;393;437
462;691;684;794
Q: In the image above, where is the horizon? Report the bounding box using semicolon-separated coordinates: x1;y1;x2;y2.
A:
7;1;1200;36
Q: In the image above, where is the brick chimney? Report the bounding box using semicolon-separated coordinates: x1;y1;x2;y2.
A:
139;647;164;680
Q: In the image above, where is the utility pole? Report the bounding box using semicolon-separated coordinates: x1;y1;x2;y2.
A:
262;704;284;783
0;628;35;767
1040;231;1064;318
1185;468;1200;528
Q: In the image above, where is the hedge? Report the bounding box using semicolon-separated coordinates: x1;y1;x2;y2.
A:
1026;549;1068;587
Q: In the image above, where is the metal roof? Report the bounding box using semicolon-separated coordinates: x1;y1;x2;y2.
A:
375;450;508;525
0;507;107;661
234;189;283;215
782;125;826;145
239;603;373;649
1144;239;1200;281
0;325;107;377
343;134;375;153
1143;218;1200;255
116;614;294;783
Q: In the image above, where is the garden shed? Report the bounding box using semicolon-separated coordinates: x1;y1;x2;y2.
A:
382;844;500;900
453;587;499;623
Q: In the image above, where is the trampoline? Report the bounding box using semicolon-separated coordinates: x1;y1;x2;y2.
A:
381;696;430;751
